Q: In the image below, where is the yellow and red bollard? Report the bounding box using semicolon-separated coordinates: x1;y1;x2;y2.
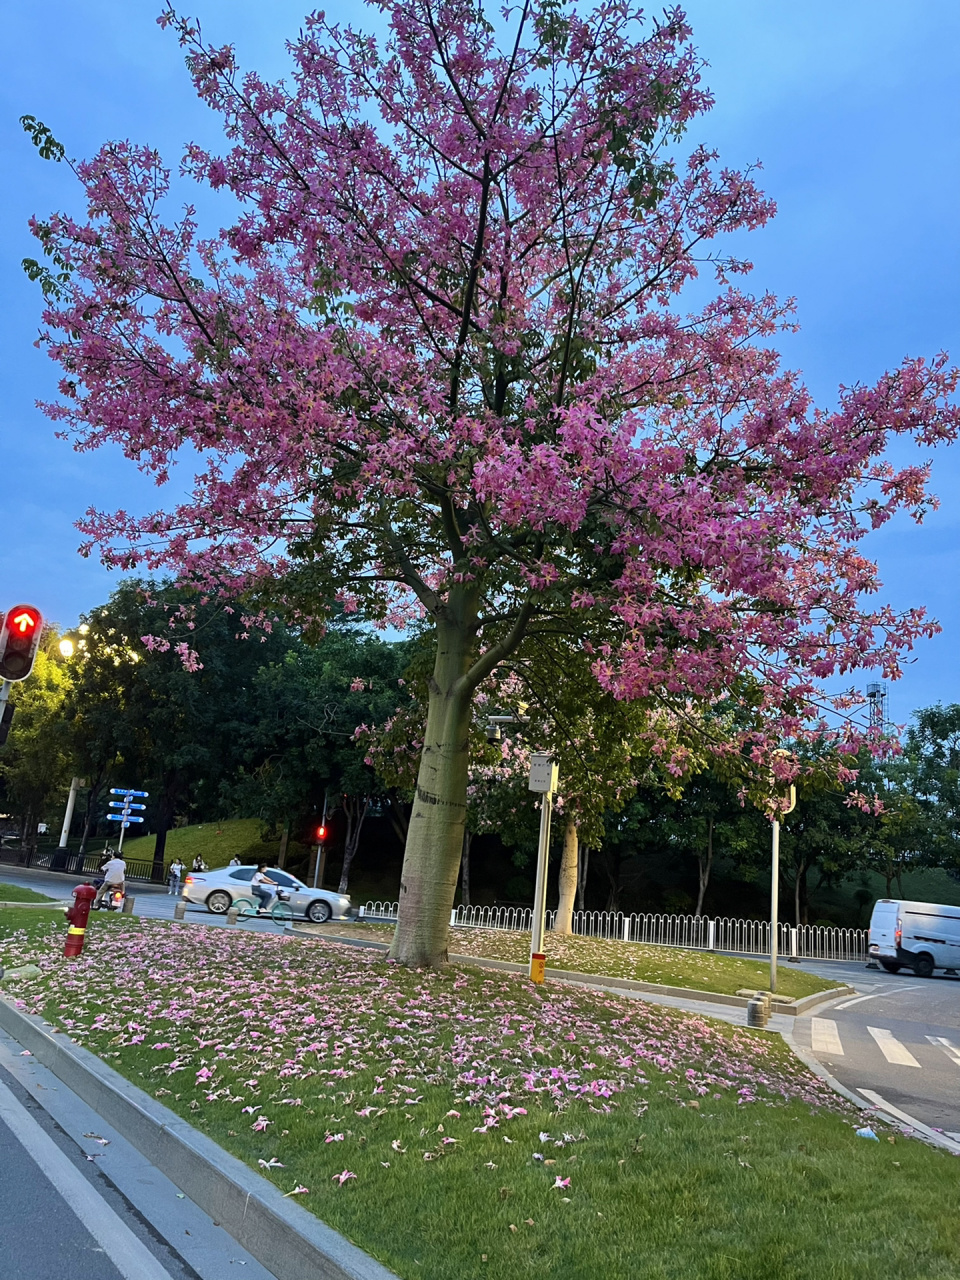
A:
64;883;97;958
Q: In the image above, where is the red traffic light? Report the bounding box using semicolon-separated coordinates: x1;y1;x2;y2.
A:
0;604;44;682
316;825;327;842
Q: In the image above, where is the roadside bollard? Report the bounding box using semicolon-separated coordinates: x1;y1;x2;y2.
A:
173;901;187;921
227;906;239;925
746;996;769;1028
122;895;135;915
64;883;97;959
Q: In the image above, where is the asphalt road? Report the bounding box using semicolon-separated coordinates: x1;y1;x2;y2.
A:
791;963;960;1139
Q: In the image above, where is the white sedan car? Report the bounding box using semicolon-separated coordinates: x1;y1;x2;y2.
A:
182;865;354;923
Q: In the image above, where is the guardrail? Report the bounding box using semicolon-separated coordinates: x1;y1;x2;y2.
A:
359;900;868;963
0;843;163;883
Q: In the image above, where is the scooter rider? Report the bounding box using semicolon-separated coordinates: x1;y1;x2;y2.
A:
94;848;126;908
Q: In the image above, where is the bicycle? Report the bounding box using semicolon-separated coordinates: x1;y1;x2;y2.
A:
235;888;293;925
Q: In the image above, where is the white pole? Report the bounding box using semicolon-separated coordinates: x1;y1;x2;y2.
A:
59;777;82;849
529;790;553;980
770;818;780;994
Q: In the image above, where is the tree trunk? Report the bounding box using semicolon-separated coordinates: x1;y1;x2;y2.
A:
552;815;579;935
602;846;621;913
390;616;474;967
694;818;714;917
794;859;806;927
387;794;410;845
577;844;589;912
277;817;291;868
338;795;371;894
460;828;472;908
152;782;180;883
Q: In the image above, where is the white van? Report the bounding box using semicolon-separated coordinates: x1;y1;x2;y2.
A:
868;899;960;977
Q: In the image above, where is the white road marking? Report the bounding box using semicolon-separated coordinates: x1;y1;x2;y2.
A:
834;986;920;1010
811;1018;844;1056
867;1026;921;1067
926;1036;960;1068
857;1090;960;1155
0;1076;174;1280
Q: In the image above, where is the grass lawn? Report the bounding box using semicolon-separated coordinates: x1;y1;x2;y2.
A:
308;923;842;1000
1;909;958;1278
0;882;56;903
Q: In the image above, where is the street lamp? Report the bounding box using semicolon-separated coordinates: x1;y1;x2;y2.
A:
58;637;75;658
528;753;559;983
768;765;797;995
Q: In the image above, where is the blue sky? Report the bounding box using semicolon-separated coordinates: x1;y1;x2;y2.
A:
1;1;957;726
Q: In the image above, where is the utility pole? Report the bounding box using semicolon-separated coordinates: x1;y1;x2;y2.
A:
58;777;86;849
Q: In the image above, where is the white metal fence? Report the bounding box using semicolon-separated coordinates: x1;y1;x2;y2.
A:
359;901;867;963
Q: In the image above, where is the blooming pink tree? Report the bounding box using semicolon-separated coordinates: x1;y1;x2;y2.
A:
25;1;959;966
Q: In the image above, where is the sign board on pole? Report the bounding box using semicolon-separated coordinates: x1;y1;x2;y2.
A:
528;754;559;794
109;788;149;798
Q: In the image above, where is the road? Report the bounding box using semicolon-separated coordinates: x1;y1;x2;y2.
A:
789;961;960;1140
0;863;290;935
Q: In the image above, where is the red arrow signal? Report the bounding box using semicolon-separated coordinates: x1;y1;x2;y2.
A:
11;610;39;634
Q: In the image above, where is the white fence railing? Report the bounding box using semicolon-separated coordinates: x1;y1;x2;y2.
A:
358;901;867;963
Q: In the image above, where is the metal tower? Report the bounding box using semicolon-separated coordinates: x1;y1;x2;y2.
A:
866;682;888;733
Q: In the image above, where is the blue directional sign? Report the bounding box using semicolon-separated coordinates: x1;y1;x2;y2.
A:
109;788;149;798
108;800;146;810
106;813;144;824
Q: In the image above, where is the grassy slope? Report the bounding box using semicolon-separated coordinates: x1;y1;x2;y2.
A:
121;818;298;870
0;883;55;903
3;908;956;1280
312;923;841;999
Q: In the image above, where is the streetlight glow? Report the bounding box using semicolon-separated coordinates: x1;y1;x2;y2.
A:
59;638;75;658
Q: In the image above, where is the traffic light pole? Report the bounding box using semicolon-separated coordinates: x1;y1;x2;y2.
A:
0;680;11;748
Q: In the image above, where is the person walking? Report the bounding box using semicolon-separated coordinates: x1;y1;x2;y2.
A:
94;850;126;908
168;858;185;895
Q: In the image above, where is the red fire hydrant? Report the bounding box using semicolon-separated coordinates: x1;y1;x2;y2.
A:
64;883;97;958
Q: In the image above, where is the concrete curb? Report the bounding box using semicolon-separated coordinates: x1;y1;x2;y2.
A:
0;900;67;909
291;927;854;1016
0;996;398;1280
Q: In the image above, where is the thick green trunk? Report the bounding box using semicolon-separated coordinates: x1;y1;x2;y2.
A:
390;616;474;967
552;815;579;936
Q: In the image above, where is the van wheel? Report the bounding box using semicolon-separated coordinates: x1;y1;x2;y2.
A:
879;960;902;974
912;953;935;979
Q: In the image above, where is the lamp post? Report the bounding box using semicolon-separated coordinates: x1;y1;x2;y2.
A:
528;753;559;983
769;778;796;994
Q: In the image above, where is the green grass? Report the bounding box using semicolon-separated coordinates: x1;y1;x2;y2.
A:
1;908;958;1279
311;923;841;999
0;882;56;903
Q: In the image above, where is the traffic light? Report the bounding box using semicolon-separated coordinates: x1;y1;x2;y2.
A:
316;824;327;842
0;605;44;682
0;703;14;747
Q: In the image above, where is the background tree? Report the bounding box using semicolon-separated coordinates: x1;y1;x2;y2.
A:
26;0;960;964
0;629;73;849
